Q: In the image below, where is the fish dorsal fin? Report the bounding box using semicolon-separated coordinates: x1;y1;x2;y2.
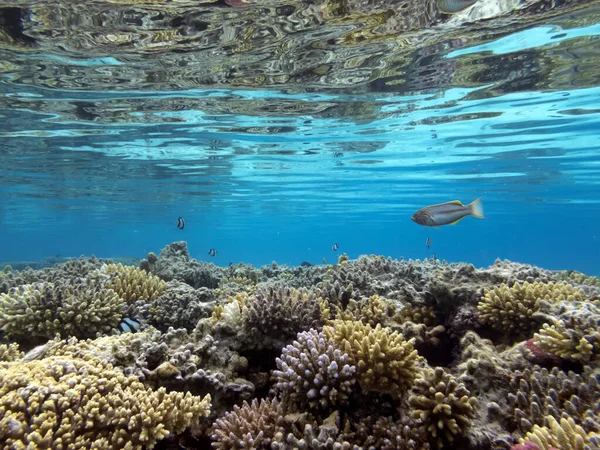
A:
448;200;464;206
449;216;466;225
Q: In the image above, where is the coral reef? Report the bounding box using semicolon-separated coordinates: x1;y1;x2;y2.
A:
0;353;211;449
2;242;600;450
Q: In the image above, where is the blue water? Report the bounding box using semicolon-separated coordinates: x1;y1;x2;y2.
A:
1;19;600;274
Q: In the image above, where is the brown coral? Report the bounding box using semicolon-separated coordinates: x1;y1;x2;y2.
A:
408;367;477;449
323;319;419;395
0;354;211;449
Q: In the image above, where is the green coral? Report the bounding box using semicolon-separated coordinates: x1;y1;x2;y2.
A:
477;281;585;335
0;354;211;449
323;319;419;395
408;367;477;449
0;279;125;341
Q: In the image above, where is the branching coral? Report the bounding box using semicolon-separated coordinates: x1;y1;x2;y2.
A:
273;329;356;409
508;366;600;433
243;287;322;340
323;319;419;395
533;301;600;363
0;354;211;449
408;367;477;449
210;398;287;449
0;343;23;362
0;279;125;341
335;295;395;327
477;281;585;336
520;416;600;450
103;263;167;303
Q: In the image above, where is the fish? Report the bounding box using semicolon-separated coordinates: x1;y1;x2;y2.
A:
332;243;340;251
411;198;484;227
322;257;327;264
117;317;141;334
208;248;218;257
426;237;432;249
176;217;185;230
437;0;479;14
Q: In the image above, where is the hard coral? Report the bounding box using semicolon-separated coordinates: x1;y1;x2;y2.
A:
210;398;286;449
103;263;167;303
243;286;322;341
0;343;23;362
477;281;585;336
323;319;419;395
408;367;477;449
0;355;211;449
521;416;600;450
273;329;356;410
0;279;125;341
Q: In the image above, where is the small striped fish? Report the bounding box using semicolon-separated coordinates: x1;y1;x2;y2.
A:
411;198;484;227
437;0;479;14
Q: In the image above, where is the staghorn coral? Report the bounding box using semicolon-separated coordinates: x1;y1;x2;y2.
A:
520;416;600;450
508;366;600;433
0;279;125;341
103;263;167;303
323;319;419;395
0;354;211;449
210;398;287;449
533;301;600;363
408;367;477;449
477;281;585;336
0;343;23;362
243;286;322;342
273;329;356;410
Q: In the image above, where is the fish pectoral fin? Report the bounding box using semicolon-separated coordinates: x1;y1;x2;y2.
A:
449;216;465;225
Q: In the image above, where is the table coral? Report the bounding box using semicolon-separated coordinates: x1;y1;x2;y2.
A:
408;367;477;449
323;319;419;395
273;329;356;410
0;279;125;341
0;354;211;449
210;398;286;449
477;281;585;336
103;263;167;303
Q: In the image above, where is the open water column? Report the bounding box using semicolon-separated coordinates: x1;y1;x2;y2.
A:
0;0;600;448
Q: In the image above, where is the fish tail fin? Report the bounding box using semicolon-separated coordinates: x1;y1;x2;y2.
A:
468;197;485;218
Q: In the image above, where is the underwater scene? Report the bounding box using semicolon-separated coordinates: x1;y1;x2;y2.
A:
1;0;600;448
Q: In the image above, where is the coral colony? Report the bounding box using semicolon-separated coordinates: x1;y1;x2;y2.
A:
1;241;600;449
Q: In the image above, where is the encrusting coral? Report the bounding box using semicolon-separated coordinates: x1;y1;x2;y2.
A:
103;263;167;303
0;279;125;341
273;329;357;409
323;319;419;395
0;354;211;449
408;366;477;449
477;281;585;336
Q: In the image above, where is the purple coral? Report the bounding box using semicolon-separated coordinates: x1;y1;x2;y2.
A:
273;329;357;409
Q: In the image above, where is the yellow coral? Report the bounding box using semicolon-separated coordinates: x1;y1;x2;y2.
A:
521;416;600;450
0;343;23;362
335;295;395;327
103;263;167;303
323;319;418;394
395;304;439;327
0;354;211;449
535;323;598;363
211;292;248;326
477;281;585;334
409;367;477;449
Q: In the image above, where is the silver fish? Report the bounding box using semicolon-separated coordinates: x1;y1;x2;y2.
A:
411;198;484;227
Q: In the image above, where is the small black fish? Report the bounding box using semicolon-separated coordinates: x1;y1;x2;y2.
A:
300;261;313;267
332;243;340;251
176;217;185;230
118;317;141;334
208;248;218;257
426;237;432;249
430;253;437;262
333;152;344;158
